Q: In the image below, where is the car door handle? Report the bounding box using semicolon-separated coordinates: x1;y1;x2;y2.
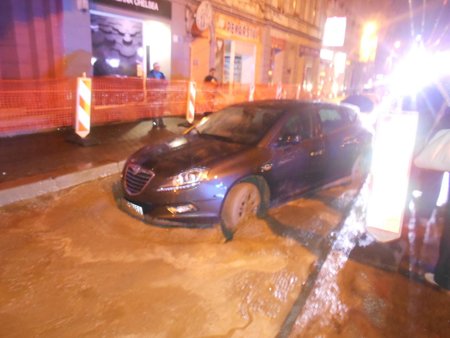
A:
310;149;324;157
341;137;358;147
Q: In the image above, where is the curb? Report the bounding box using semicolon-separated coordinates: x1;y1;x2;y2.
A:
0;160;126;207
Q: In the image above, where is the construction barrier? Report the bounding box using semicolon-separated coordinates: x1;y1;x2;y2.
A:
75;76;92;138
0;77;319;137
276;84;283;99
0;78;75;136
249;84;255;102
186;81;196;123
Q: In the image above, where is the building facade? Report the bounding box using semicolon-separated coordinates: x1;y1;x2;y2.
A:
0;0;328;90
320;0;392;97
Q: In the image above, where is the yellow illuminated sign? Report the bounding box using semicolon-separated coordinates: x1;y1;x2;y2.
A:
360;21;378;62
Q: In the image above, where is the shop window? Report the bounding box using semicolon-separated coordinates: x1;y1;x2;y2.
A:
91;13;143;77
224;55;242;83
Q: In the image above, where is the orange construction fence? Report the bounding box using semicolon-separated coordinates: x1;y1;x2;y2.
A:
0;77;319;136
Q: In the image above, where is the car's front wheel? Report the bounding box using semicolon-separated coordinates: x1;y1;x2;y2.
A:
220;182;261;241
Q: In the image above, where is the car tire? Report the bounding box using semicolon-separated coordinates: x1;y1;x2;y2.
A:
220;182;262;241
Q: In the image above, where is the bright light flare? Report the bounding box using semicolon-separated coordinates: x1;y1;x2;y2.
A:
360;21;378;62
106;58;120;68
366;112;418;242
388;48;450;97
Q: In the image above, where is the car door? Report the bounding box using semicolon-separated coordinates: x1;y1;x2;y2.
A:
264;108;325;200
317;104;358;181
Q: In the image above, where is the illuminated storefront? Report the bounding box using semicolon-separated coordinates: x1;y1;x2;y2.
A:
89;0;172;78
210;13;260;85
319;16;348;97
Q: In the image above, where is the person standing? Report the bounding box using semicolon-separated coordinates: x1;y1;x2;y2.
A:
403;83;449;290
204;68;217;83
418;107;450;291
147;62;166;127
203;68;218;113
148;62;166;80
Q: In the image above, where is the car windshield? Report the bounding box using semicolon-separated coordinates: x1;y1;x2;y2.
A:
192;105;284;145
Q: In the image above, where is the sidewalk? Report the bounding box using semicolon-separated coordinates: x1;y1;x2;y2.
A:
0;117;188;206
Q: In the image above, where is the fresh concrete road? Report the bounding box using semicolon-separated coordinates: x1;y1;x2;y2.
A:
1;176;449;337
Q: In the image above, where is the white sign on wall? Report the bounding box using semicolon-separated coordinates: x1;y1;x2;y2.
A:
322;17;347;47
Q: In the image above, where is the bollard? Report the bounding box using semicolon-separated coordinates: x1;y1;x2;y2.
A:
186;81;196;124
66;75;98;146
75;76;92;138
249;84;255;102
276;84;283;100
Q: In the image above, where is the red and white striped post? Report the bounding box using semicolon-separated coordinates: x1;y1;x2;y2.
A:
75;75;92;138
276;84;283;100
186;81;196;124
248;84;255;102
296;84;302;100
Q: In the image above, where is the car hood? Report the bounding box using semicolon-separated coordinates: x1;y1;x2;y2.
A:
127;134;248;176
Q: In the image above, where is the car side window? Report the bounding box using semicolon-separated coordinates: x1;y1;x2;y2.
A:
279;112;312;141
318;107;346;133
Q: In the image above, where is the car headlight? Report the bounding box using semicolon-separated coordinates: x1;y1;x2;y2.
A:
157;167;209;191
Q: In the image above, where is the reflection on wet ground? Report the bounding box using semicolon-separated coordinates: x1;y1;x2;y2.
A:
286;181;450;337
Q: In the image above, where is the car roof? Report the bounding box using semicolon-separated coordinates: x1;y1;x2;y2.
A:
230;99;329;111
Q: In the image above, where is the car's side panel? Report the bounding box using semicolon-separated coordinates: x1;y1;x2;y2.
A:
262;108;326;200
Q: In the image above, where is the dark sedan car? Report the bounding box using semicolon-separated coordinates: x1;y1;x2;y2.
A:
119;100;372;239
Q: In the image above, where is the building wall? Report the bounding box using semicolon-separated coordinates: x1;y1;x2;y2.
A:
0;0;328;85
0;0;64;79
186;0;327;86
61;0;92;77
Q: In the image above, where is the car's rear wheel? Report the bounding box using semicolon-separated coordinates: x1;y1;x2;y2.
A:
220;182;262;241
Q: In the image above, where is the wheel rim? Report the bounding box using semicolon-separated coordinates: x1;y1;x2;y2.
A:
222;183;262;235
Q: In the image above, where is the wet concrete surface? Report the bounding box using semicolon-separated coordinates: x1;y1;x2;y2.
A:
0;176;316;337
0;177;449;337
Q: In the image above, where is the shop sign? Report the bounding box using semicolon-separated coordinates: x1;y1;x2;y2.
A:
215;14;259;41
299;45;320;57
271;37;285;50
323;17;347;47
196;1;213;31
92;0;171;19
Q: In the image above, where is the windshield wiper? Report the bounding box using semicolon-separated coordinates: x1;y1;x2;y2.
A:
183;124;201;136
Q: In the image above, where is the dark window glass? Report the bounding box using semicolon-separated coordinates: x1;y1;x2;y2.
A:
318;107;346;133
279;111;312;141
194;105;284;145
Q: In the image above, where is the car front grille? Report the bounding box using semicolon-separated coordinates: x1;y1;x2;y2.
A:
124;164;155;195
